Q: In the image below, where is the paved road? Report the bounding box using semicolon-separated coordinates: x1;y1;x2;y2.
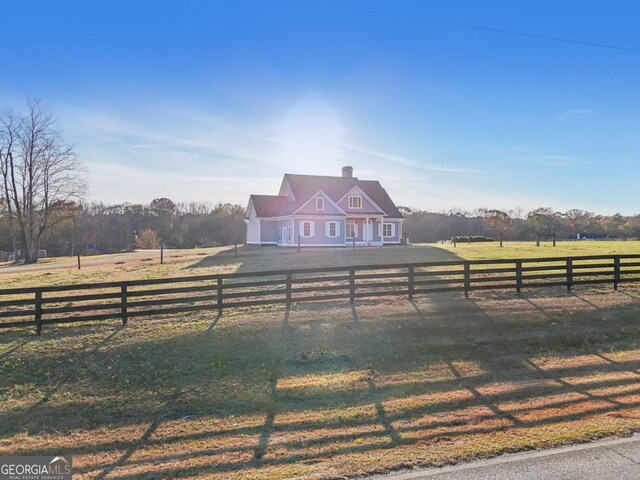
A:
372;435;640;480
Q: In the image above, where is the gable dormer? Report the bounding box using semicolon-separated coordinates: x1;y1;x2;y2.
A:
292;190;346;216
337;186;386;214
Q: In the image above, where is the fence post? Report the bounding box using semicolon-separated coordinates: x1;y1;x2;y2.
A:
298;235;301;253
217;276;223;316
349;267;355;304
35;289;42;335
121;284;128;326
234;243;238;257
286;272;292;308
77;253;81;270
408;266;414;300
352;236;355;250
160;243;164;264
536;233;540;247
500;233;503;247
566;259;573;292
515;260;523;294
552;233;557;247
453;238;457;248
464;262;471;298
614;256;621;291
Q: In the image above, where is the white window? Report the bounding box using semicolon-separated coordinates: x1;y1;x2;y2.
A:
326;221;339;238
301;221;313;237
349;195;362;209
277;227;282;243
316;197;324;210
346;221;357;238
382;223;394;238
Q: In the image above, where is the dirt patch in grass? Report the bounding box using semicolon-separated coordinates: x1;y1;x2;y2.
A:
2;288;640;478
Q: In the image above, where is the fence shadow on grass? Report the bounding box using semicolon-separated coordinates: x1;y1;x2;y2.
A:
2;288;640;478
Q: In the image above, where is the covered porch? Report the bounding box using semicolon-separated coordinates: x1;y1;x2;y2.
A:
345;216;384;246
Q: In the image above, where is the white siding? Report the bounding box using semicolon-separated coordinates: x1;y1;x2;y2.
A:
245;202;261;244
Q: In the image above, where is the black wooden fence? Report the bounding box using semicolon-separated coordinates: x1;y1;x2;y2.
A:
1;254;640;334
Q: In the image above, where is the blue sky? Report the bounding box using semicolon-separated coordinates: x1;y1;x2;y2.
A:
2;0;639;214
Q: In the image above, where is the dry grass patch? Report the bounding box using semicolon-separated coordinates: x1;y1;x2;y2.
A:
0;244;459;290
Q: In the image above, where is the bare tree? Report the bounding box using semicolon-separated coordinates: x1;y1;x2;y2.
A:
0;109;20;258
0;98;86;264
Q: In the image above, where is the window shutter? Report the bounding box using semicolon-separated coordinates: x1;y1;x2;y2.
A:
325;221;330;237
336;222;340;236
354;223;358;236
310;222;315;237
378;223;383;238
391;224;396;237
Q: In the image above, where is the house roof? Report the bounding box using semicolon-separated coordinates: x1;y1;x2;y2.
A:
283;174;403;218
249;195;289;217
249;173;404;219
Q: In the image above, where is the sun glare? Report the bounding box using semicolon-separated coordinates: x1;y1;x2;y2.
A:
274;96;345;174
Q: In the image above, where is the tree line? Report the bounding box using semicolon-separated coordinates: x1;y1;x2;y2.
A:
0;199;246;257
3;201;639;259
401;206;640;243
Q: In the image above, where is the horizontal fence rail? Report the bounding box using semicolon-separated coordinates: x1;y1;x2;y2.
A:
1;254;640;334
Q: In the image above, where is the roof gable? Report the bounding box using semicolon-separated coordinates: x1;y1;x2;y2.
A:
354;180;403;218
336;186;385;215
292;190;347;216
278;176;296;201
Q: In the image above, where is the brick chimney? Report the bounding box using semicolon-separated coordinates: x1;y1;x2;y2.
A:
342;166;353;178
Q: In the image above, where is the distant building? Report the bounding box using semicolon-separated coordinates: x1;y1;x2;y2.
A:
577;233;610;240
245;167;404;247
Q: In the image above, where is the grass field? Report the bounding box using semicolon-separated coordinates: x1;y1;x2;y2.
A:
2;240;639;290
2;290;640;479
432;240;640;261
2;241;640;479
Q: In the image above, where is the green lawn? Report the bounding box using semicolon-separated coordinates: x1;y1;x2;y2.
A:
431;240;640;261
